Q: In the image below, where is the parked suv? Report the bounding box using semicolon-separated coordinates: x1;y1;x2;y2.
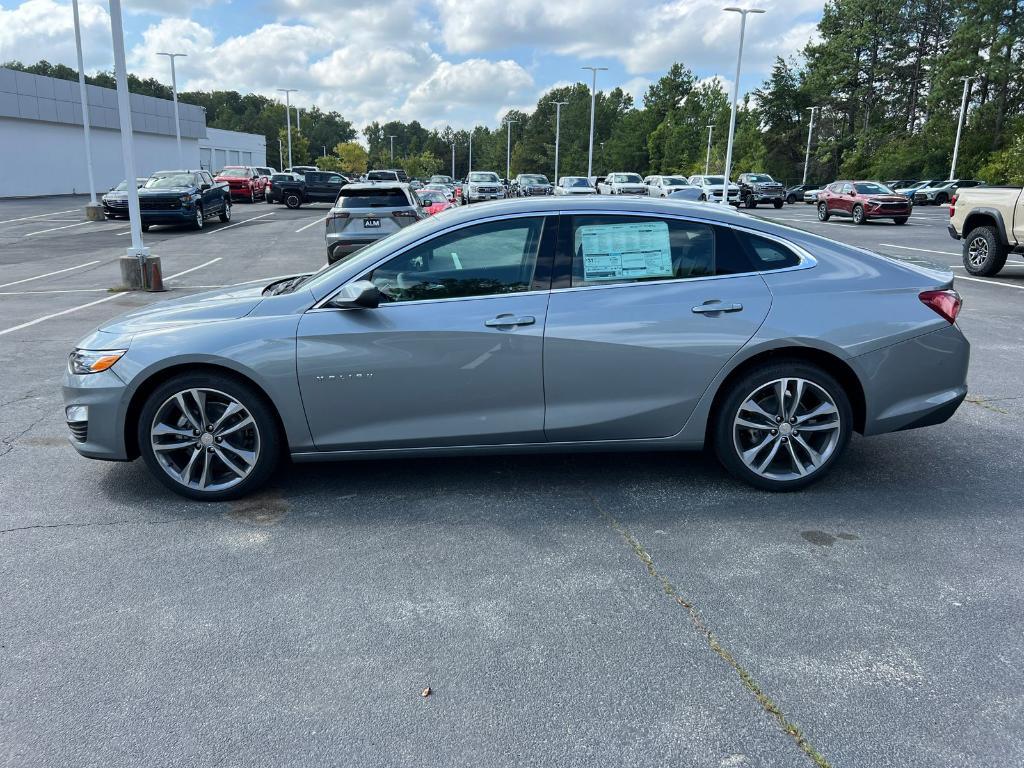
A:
644;175;692;198
817;181;911;225
687;175;740;204
325;182;423;263
513;174;553;197
914;179;985;206
464;171;506;204
947;185;1024;275
784;184;818;204
597;173;647;195
737;173;785;209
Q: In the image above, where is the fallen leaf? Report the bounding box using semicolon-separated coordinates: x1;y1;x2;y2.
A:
421;687;431;698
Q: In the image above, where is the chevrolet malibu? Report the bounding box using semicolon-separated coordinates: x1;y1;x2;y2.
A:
64;197;969;500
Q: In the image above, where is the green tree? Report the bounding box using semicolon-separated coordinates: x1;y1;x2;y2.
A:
333;142;369;174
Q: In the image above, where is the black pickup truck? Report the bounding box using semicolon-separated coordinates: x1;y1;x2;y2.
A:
267;171;347;208
137;169;232;231
737;173;786;209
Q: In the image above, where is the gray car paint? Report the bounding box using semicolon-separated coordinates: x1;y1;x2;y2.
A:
63;196;969;469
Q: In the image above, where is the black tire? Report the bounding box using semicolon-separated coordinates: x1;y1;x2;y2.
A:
786;194;797;204
962;225;1008;276
713;360;853;492
699;194;707;202
893;216;908;225
192;204;204;230
745;195;757;209
137;371;282;501
219;200;232;223
266;192;274;204
935;193;948;206
284;192;302;209
141;223;150;232
852;205;866;224
773;199;784;209
817;202;830;221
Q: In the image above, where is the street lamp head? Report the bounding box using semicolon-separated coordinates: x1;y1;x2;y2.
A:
723;6;766;12
156;52;187;58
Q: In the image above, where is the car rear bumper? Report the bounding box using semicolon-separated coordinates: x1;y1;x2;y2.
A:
947;224;961;241
62;369;130;461
857;324;970;436
227;187;254;199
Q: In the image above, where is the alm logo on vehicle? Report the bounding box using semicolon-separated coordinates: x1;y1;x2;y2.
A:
313;373;374;382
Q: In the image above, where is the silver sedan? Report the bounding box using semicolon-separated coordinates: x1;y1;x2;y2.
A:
63;197;969;500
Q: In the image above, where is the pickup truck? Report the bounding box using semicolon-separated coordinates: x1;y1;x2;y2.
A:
948;186;1024;276
737;173;786;209
137;169;231;231
597;173;647;195
268;170;347;208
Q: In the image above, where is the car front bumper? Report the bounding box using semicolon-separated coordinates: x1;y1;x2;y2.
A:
62;368;131;461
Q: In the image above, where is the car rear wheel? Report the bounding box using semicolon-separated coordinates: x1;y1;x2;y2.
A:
714;362;852;491
852;205;866;224
817;202;830;221
285;192;302;209
138;373;281;501
963;225;1008;276
219;201;232;223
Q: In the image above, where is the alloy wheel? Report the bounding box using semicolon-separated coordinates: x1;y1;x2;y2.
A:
967;236;989;268
150;388;261;492
195;206;204;228
732;377;841;482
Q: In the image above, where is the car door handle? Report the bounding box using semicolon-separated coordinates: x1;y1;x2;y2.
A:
484;314;536;327
691;301;743;314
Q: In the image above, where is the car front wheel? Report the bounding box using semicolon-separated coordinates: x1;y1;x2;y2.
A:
192;204;204;230
219;201;232;223
138;373;281;501
817;202;830;221
714;362;852;491
773;199;784;209
852;205;866;224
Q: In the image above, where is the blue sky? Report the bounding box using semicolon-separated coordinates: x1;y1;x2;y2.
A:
1;0;826;131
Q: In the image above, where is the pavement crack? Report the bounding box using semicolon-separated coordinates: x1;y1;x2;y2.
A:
588;493;831;768
0;519;178;535
0;414;46;458
965;396;1011;415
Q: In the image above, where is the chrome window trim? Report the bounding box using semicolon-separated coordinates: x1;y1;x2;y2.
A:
312;208;815;310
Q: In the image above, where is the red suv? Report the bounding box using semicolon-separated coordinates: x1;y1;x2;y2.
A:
817;180;911;225
214;166;267;203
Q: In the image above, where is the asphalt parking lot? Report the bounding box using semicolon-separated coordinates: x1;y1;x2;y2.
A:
1;196;1022;767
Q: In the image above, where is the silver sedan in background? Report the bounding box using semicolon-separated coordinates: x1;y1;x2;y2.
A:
64;197;969;500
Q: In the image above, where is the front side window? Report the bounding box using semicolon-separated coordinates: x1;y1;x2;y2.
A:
565;216;749;287
368;217;546;302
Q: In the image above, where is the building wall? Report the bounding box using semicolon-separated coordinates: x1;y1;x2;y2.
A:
199;127;267;172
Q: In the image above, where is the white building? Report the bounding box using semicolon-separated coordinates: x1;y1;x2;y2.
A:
0;67;265;197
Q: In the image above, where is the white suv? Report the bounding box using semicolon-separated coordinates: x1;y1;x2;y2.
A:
597;173;648;195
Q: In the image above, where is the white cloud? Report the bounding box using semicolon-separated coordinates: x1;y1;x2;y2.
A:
0;0;110;71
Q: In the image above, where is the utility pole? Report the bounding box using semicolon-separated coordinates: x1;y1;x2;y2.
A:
156;52;187;168
949;76;975;180
705;124;715;176
802;106;818;185
720;7;765;204
553;101;568;182
109;0;152;288
72;0;101;220
277;89;296;168
388;135;396;164
582;66;607;179
505;119;518;182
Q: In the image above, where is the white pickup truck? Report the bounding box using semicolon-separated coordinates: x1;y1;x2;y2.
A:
597;173;648;195
948;187;1024;275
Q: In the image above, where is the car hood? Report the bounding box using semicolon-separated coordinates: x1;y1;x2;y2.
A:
138;186;194;195
98;284;267;336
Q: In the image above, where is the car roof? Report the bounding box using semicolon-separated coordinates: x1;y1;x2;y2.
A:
342;181;410;191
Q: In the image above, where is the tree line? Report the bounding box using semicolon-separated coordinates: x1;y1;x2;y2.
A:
5;0;1022;185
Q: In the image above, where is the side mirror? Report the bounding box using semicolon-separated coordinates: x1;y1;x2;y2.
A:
201;183;211;191
326;280;383;309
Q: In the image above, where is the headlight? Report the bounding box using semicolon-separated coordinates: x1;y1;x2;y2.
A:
179;193;191;202
68;349;127;375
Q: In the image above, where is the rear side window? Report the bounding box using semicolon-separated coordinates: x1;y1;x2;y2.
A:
563;215;749;287
337;187;409;208
732;231;801;271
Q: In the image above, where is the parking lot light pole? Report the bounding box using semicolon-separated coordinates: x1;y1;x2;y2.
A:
156;52;187;169
451;142;456;178
277;89;296;168
468;132;473;175
505;119;518;182
553;101;568;183
388;135;396;164
108;0;151;289
296;106;302;133
949;76;975;180
704;124;715;175
72;0;102;221
721;7;765;205
802;106;818;185
582;66;607;179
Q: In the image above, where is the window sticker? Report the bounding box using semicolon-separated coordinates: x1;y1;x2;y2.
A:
577;221;673;281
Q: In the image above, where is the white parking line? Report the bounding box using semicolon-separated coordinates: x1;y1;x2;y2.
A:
954;274;1024;291
295;215;328;233
0;208;77;225
879;243;960;258
24;221;93;237
0;258;222;337
0;259;102;289
0;288;111;295
206;211;275;235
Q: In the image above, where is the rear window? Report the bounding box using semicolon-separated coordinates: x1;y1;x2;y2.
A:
337;187;410;208
271;174;295;182
367;171;399;181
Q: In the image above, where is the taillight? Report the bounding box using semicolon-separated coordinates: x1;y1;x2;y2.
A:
950;194;957;218
392;210;417;218
919;289;962;324
326;212;350;226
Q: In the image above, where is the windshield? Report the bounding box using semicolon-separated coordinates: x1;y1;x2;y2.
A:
562;177;590;187
429;175;453;184
218;168;249;178
145;174;193;189
746;174;773;182
855;182;893;195
663;177;688;186
418;191;447;204
703;176;726;185
469;172;500;183
521;175;548;184
112;180;130;191
613;174;642;183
